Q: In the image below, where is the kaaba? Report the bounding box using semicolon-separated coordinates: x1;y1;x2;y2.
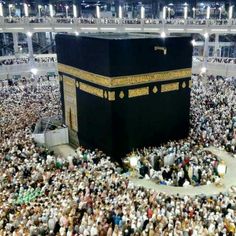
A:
56;33;192;161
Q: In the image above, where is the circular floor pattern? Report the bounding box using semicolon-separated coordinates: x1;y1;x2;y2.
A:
130;147;235;197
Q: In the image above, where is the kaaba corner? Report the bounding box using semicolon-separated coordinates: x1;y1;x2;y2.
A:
55;33;193;161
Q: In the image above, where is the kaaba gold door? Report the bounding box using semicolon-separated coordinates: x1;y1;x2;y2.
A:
63;76;78;131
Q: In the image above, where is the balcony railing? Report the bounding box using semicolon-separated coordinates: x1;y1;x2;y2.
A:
1;17;236;34
1;17;236;26
0;54;236;79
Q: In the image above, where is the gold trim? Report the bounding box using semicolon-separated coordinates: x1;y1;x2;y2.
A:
119;91;125;99
161;82;179;92
128;87;149;98
154;46;167;55
59;64;110;87
104;91;108;99
189;80;192;88
153;86;158;93
76;81;80;88
108;91;115;101
63;77;75;86
80;82;104;98
58;63;191;88
182;82;186;88
63;76;78;132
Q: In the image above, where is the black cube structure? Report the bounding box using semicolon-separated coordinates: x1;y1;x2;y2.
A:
56;33;192;161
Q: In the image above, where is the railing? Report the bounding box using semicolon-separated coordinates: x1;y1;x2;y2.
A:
1;17;236;26
1;54;236;79
1;17;236;34
0;54;58;80
1;55;236;64
0;17;236;35
0;63;57;77
193;56;236;64
0;54;57;65
192;56;236;76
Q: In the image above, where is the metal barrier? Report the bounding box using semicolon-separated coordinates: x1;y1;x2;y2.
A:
1;17;236;34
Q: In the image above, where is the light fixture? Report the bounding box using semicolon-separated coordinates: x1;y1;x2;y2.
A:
96;5;100;18
229;6;234;19
33;27;52;30
219;6;222;19
31;68;38;75
0;3;3;17
167;7;171;19
141;6;145;19
163;6;166;19
38;4;42;17
49;4;53;17
65;5;69;18
119;5;122;18
24;3;28;17
201;67;207;73
26;32;32;37
217;161;226;177
54;27;73;30
204;32;209;38
100;27;117;31
130;156;138;168
73;4;77;18
184;6;188;19
206;6;210;19
191;39;196;46
192;7;196;18
129;151;138;168
161;32;166;38
8;4;13;17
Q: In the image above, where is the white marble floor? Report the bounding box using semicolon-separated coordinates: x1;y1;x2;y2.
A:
131;147;236;196
50;144;76;157
49;144;236;196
